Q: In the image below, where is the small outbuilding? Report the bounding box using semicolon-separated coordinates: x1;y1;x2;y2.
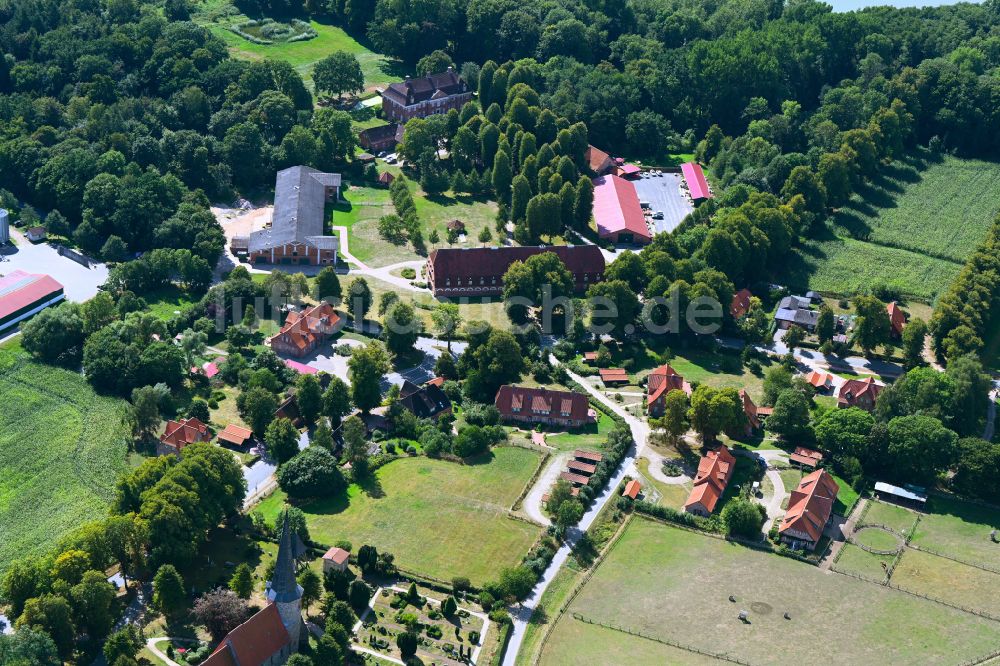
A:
874;481;927;509
622;479;642;500
322;547;350;574
218;423;254;449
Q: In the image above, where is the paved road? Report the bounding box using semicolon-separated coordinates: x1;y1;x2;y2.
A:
502;358;648;666
522;452;570;527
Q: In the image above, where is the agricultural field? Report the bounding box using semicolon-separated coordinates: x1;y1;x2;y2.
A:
256;446;543;585
0;341;131;572
541;518;1000;665
333;183;499;268
787;153;1000;300
193;0;401;88
831;155;1000;263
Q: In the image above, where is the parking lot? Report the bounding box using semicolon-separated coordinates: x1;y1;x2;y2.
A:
0;228;108;302
632;171;693;234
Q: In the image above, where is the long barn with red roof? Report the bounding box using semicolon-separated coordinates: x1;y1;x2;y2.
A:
0;270;64;333
592;174;653;245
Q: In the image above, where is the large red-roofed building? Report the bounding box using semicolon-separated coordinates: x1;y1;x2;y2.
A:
425;245;604;298
268;302;341;358
779;469;839;551
681;162;712;203
495;385;594;428
202;603;294;666
380;68;473;123
646;364;691;417
683;445;736;517
158;417;211;456
0;270;65;332
887;301;906;338
592;175;652;245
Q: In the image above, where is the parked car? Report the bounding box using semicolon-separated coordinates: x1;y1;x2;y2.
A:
652;212;664;220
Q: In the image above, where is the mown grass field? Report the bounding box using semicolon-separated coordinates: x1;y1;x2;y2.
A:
0;341;131;571
257;446;542;586
892;549;1000;618
862;500;919;535
834;542;895;579
787;153;1000;299
542;518;1000;665
908;495;1000;567
332;183;499;268
193;0;401;88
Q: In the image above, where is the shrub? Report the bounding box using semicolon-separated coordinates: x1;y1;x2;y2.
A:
469;630;480;644
426;624;443;639
277;447;346;498
401;267;416;279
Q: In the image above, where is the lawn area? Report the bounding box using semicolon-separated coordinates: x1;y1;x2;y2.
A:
516;566;581;666
541;518;1000;665
0;341;131;572
193;0;402;89
520;407;614;453
636;457;691;509
908;495;1000;567
861;500;919;536
145;285;198;321
892;549;1000;618
332;183;499;268
667;350;765;403
830;154;1000;263
256;447;543;586
853;526;903;552
829;471;860;517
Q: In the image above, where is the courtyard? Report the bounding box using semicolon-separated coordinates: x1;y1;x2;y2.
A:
0;227;108;302
631;171;693;234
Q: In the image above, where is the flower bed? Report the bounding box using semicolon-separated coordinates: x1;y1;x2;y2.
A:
229;18;317;45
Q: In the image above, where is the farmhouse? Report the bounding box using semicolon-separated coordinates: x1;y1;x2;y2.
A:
268;302;341;358
646;364;691;417
585;144;615;176
322;546;350;574
241;166;341;266
425;245;605;298
683;445;736;517
0;270;65;332
837;376;882;411
358;123;404;152
730;288;753;319
592;174;653;245
887;301;906;337
158;417;211;456
380;67;473;123
599;367;629;385
778;468;839;551
494;385;595;428
680;162;712;203
398;379;452;420
774;295;819;331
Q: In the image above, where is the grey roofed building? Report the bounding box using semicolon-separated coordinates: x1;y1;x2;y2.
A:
247;166;341;255
778;295;812;311
775;295;819;330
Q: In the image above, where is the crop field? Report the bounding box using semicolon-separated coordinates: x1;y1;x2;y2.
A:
193;0;401;88
787;154;1000;299
0;342;131;572
257;446;542;585
831;155;1000;263
541;518;1000;665
333;184;499;268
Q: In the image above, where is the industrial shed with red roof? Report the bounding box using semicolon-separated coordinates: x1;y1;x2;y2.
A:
592;175;653;245
681;162;712;203
0;270;65;332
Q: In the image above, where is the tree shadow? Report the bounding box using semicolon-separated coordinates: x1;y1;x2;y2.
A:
357;473;386;499
463;450;497;466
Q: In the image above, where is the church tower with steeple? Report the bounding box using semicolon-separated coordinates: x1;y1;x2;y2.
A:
267;511;305;652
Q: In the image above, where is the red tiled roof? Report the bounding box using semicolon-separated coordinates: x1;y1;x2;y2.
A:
681;162;711;200
427;376;445;387
586;145;614;174
730;288;753;319
617;164;641;177
560;471;591;486
837;376;882;409
684;445;736;514
583;351;598;362
740;389;760;431
790;447;823;468
160;417;211;451
646;364;690;406
428;245;605;289
622;479;642;499
779;469;839;543
592;175;652;242
887;301;906;336
805;370;832;388
270;302;340;353
494;385;592;422
567;460;597;475
323;547;350;565
218;423;253;446
203;603;291;666
0;270;64;322
284;359;319;375
378;171;395;184
599;368;629;383
574;449;603;463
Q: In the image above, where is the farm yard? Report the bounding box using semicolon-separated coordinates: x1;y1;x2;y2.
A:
786;152;1000;300
540;518;1000;665
332;183;499;268
0;341;131;573
256;446;543;586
